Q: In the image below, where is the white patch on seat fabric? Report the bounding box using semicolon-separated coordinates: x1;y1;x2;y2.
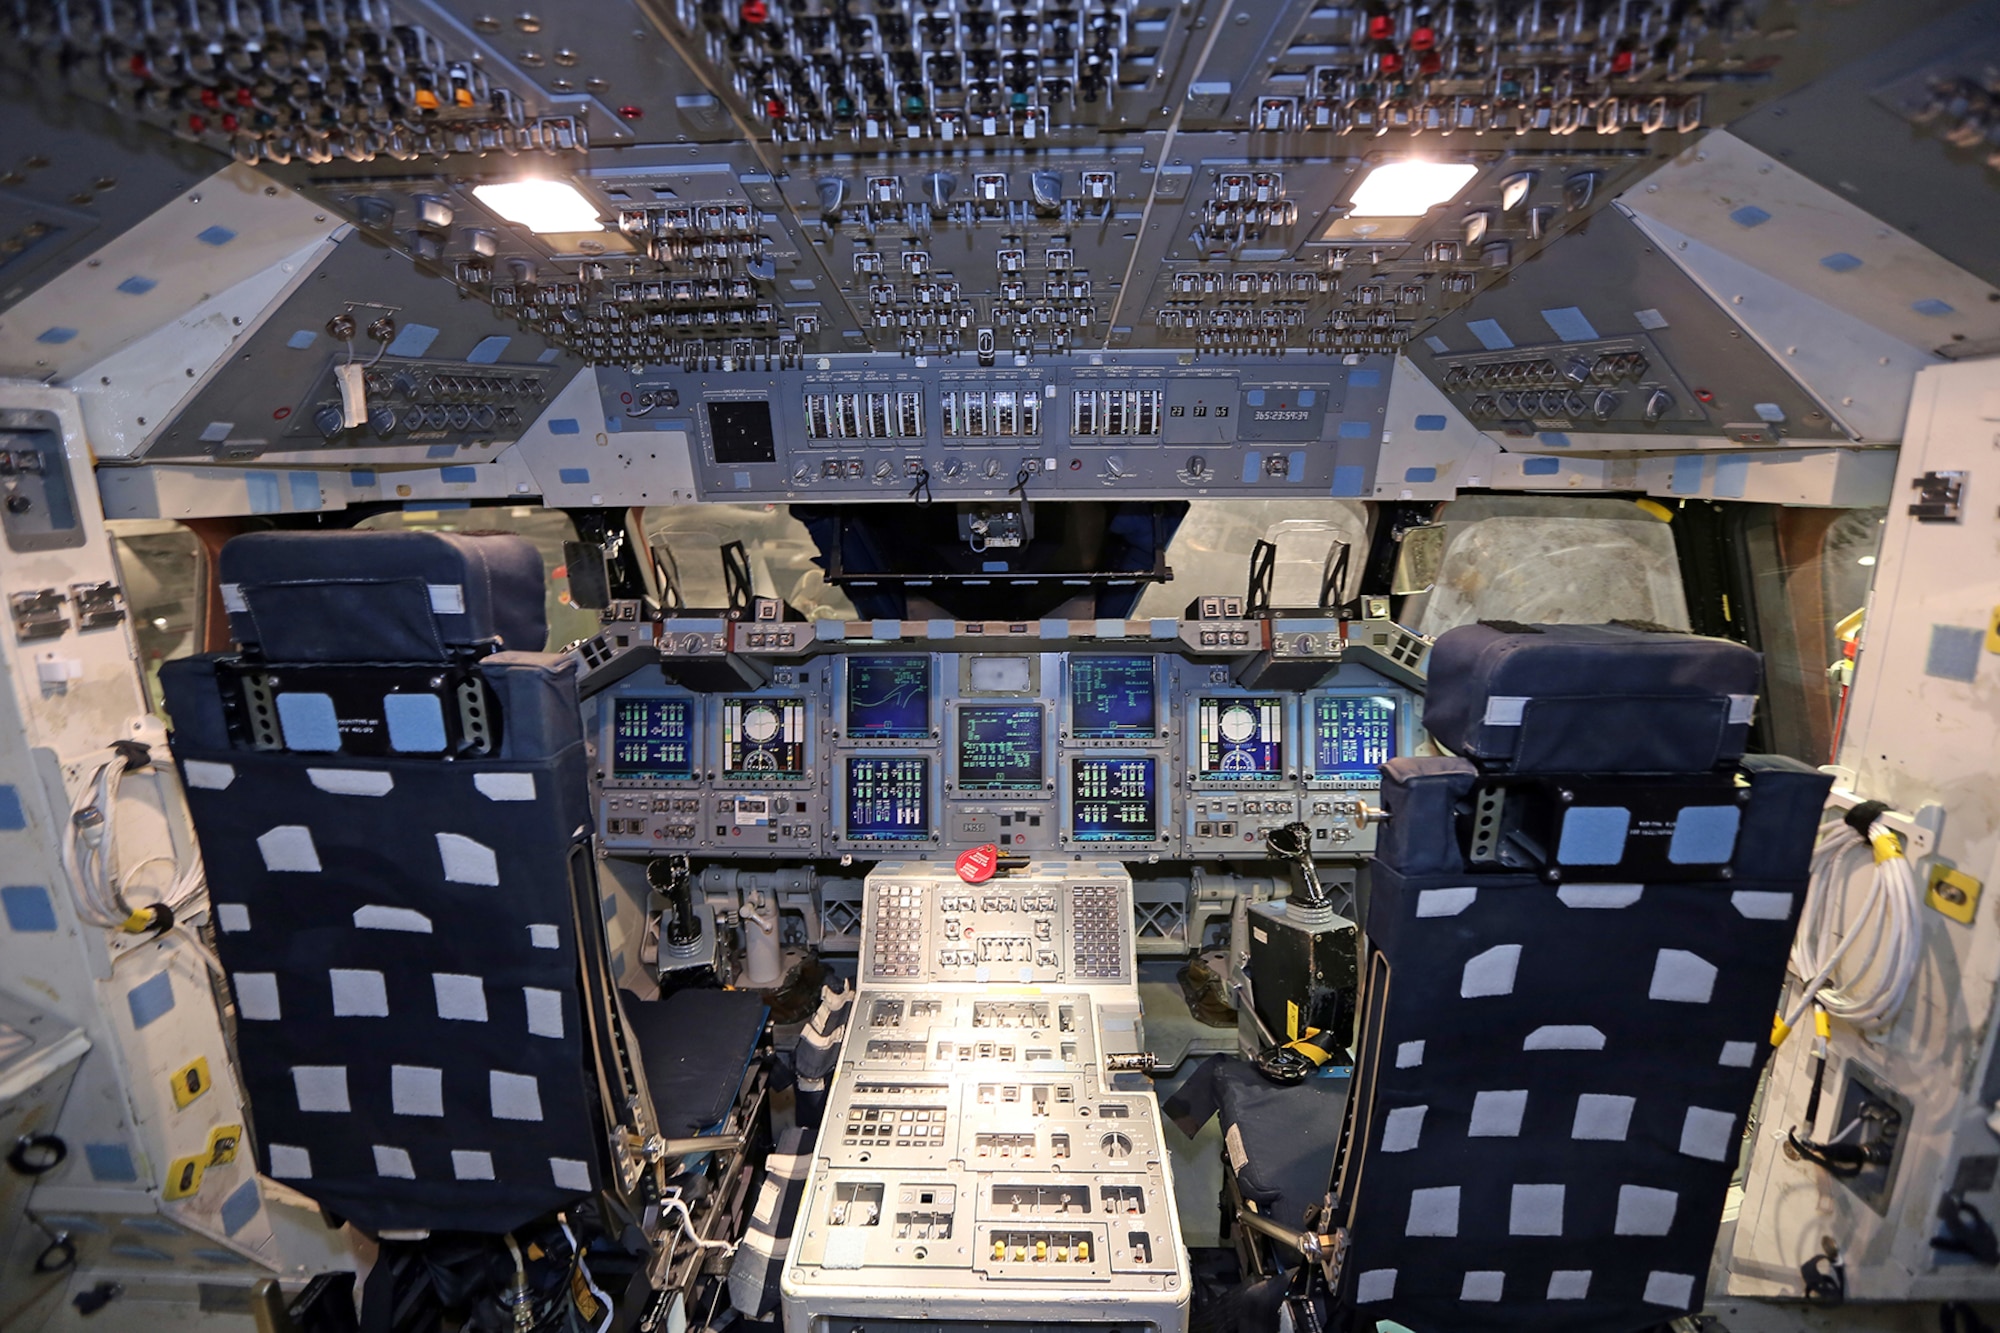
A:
490;1071;544;1121
292;1065;350;1113
1405;1186;1460;1237
436;832;500;886
475;772;537;802
182;760;236;790
1556;884;1643;910
219;583;247;613
1395;1040;1425;1068
373;1146;415;1179
1380;1105;1427;1153
1483;696;1527;726
451;1150;495;1181
216;903;251;933
1720;1041;1758;1068
427;584;466;614
433;973;489;1022
528;923;559;949
257;825;321;873
1224;1123;1249;1174
391;1065;444;1117
234;972;280;1021
268;1144;311;1179
354;904;432;933
1509;1184;1565;1237
1649;949;1717;1004
1355;1270;1396;1304
308;768;394;797
329;969;389;1018
1416;887;1477;918
1615;1185;1678;1236
551;1158;591;1192
1731;890;1793;921
1548;1271;1592;1300
1728;693;1756;724
1679;1106;1736;1162
1572;1093;1636;1142
1461;1271;1505;1302
1643;1271;1696;1309
524;987;564;1039
1524;1025;1605;1051
1468;1089;1528;1138
1460;944;1521;998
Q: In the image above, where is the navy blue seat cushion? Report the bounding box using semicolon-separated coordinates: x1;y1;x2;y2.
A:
219;530;546;662
1421;623;1762;774
1216;1062;1348;1232
1336;754;1831;1331
162;650;603;1235
624;988;770;1139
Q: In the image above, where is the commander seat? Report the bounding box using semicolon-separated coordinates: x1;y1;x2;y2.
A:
161;530;651;1236
1332;622;1832;1331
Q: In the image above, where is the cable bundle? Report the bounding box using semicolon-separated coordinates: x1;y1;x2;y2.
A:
1780;809;1924;1039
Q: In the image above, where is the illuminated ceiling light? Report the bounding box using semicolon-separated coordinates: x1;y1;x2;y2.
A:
472;179;603;233
1347;161;1479;218
1857;555;1877;567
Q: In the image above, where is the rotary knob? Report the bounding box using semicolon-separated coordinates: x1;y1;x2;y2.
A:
313;405;345;439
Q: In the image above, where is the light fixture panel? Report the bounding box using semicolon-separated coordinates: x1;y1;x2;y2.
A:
1347;161;1480;218
472;180;605;234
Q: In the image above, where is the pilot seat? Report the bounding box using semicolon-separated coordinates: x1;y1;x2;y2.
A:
1326;621;1833;1331
160;531;768;1326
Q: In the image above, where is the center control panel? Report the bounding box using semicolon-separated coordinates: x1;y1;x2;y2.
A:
587;635;1420;863
783;864;1189;1331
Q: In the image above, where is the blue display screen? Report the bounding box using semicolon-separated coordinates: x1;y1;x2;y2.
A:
847;656;932;738
1312;695;1398;781
1195;696;1284;780
611;698;695;780
1070;757;1157;842
958;706;1044;790
846;756;930;840
1070;656;1156;738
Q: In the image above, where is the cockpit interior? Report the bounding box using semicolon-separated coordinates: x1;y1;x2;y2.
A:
0;2;1996;1331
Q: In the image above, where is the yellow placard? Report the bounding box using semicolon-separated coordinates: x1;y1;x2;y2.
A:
206;1123;242;1167
1987;605;2000;655
170;1056;211;1109
163;1152;205;1200
1286;999;1300;1042
1928;864;1983;925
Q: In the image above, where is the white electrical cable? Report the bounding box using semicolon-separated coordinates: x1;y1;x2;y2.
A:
60;746;211;943
660;1195;737;1258
1782;817;1924;1037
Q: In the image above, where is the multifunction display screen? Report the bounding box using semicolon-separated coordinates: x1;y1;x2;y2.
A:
957;706;1045;790
611;699;695;780
1069;656;1156;738
1070;757;1157;841
846;656;932;738
1195;697;1284;779
1311;695;1398;783
846;756;930;840
722;697;808;778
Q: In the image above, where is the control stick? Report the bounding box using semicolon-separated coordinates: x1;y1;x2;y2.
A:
648;855;704;961
1267;821;1334;927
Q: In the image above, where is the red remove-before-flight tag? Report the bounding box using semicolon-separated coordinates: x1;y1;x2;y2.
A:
955;843;1000;883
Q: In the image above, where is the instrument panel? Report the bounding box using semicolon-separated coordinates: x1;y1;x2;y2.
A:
590;642;1418;861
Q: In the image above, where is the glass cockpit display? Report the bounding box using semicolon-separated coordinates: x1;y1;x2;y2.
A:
1070;757;1157;841
957;706;1044;790
611;699;695;780
1069;656;1156;738
1195;697;1284;779
723;697;809;778
1311;695;1398;784
846;656;933;738
846;756;930;840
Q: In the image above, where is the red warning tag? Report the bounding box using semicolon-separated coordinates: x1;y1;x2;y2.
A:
955;843;1000;884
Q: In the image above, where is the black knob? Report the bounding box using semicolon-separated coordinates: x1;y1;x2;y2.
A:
4;492;30;515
